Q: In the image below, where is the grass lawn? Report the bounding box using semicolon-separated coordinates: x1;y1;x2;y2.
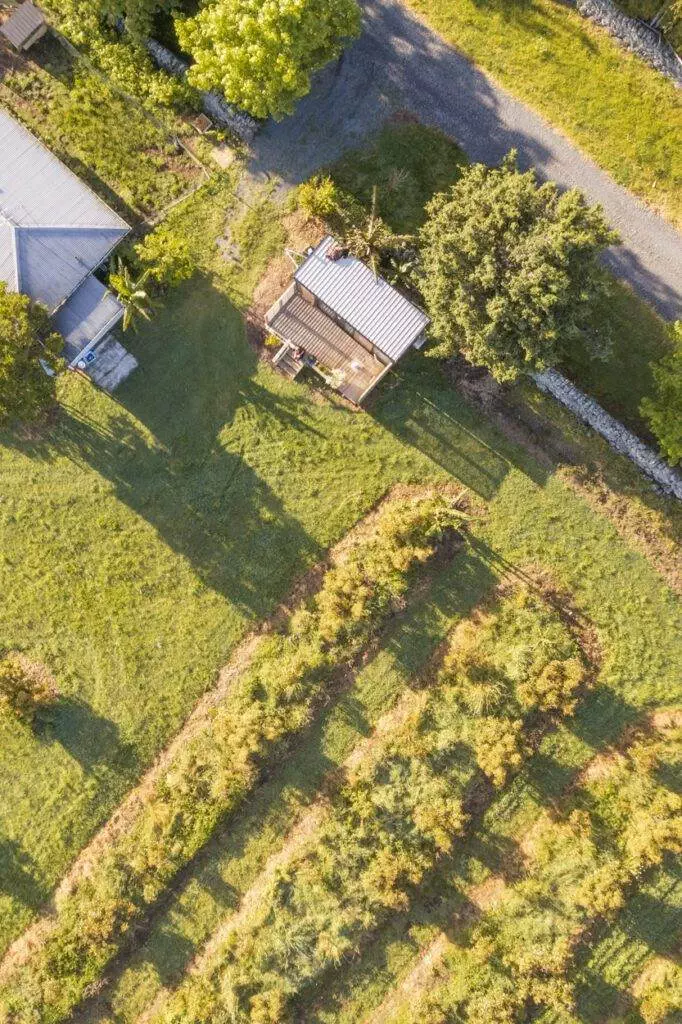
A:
403;0;682;228
0;131;680;1010
330;121;674;437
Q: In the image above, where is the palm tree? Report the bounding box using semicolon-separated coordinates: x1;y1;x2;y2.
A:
109;258;153;332
342;186;415;278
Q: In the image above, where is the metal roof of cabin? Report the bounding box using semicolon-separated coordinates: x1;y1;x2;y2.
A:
0;1;45;48
294;236;429;363
52;274;124;364
0;108;129;313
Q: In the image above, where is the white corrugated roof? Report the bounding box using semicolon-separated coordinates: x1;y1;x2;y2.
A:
294;236;429;362
0;108;129;312
52;274;123;363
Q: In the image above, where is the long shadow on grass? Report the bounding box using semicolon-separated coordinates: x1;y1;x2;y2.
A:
6;277;321;618
572;855;682;1022
371;356;550;500
73;547;496;1023
0;838;47;914
36;697;140;778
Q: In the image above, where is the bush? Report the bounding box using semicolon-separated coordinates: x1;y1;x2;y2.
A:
517;657;584;715
298;175;339;217
0;654;57;723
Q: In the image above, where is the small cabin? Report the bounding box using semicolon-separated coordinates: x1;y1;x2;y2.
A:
0;2;48;52
266;236;429;404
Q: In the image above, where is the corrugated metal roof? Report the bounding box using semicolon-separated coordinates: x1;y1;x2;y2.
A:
0;2;45;48
52;274;123;363
294;236;429;363
0;108;129;312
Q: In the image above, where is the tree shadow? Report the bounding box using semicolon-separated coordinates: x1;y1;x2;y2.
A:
0;837;48;913
35;696;140;777
369;357;549;501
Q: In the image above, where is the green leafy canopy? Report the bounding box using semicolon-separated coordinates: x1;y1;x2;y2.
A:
0;283;63;424
176;0;361;120
419;152;619;382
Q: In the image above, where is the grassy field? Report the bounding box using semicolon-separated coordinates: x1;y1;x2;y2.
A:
403;0;682;228
0;129;680;1021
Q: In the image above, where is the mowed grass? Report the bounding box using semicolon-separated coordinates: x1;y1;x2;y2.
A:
331;122;674;435
404;0;682;228
0;133;679;991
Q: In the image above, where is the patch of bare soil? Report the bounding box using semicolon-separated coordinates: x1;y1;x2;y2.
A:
245;210;326;352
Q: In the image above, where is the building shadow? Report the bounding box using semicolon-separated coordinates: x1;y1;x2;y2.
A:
4;275;321;618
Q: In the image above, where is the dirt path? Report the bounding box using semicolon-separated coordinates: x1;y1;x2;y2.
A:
249;0;682;321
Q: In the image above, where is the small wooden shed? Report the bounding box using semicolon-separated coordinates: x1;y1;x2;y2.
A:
0;2;47;52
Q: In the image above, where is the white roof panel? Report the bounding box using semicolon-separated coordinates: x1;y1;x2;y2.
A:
0;108;129;312
294;235;429;362
52;274;123;363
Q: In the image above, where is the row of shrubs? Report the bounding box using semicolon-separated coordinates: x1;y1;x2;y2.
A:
149;586;589;1024
0;494;463;1024
418;724;682;1024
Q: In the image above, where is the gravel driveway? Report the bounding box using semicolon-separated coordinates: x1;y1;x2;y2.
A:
250;0;682;320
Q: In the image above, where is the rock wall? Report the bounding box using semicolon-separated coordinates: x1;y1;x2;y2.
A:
576;0;682;85
534;368;682;500
145;38;259;141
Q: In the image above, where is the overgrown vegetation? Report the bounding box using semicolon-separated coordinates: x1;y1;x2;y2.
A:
641;321;682;464
150;586;589;1024
0;495;463;1024
418;724;682;1022
0;283;63;424
0;38;199;218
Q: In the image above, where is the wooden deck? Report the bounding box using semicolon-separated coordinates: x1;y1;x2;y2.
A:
266;290;386;403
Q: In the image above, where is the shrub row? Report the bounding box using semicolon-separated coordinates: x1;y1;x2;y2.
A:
419;725;682;1024
0;495;462;1024
150;586;589;1024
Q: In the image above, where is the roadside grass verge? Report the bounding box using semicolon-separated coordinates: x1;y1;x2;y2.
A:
329;121;675;437
0;32;200;220
404;0;682;227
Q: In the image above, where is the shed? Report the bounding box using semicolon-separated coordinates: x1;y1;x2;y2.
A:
266;236;429;404
0;2;48;51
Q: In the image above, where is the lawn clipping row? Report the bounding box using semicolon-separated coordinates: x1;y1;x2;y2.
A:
0;492;466;1024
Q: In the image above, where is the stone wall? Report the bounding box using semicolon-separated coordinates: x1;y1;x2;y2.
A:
145;38;259;141
534;368;682;500
576;0;682;85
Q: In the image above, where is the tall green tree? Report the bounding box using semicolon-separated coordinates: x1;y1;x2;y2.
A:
176;0;361;120
419;153;618;382
641;321;682;465
0;283;63;424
